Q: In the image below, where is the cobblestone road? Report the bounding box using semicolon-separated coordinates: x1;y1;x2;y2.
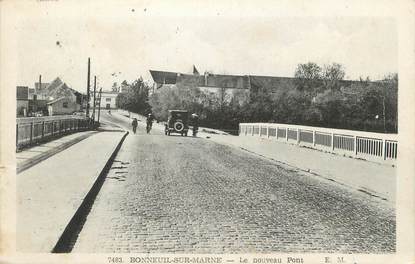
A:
73;116;395;253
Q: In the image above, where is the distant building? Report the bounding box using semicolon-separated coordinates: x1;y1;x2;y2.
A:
34;82;50;91
149;68;360;104
95;91;118;109
16;86;29;117
30;82;49;100
150;70;252;104
47;97;80;116
39;77;83;115
150;69;303;104
16;77;85;117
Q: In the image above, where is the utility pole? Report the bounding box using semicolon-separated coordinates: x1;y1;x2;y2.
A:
381;82;387;133
97;88;102;123
92;75;97;122
86;57;91;118
34;74;41;113
38;75;42;92
382;96;386;133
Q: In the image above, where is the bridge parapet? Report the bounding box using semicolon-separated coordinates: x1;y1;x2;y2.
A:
239;123;398;165
16;115;95;150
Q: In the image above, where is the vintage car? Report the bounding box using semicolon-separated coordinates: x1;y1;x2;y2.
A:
165;110;189;136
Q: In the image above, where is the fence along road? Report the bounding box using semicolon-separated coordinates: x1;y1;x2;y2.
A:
16;115;93;150
239;123;398;165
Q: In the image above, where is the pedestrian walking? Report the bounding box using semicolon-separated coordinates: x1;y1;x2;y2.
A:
146;113;154;134
132;118;138;134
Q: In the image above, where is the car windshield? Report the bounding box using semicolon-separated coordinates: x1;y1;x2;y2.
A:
170;111;188;119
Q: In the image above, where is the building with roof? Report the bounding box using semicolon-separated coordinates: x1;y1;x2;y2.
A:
16;86;30;117
34;82;50;91
93;91;118;110
149;68;313;104
39;77;84;115
149;68;360;102
150;70;253;103
47;97;80;116
16;77;85;117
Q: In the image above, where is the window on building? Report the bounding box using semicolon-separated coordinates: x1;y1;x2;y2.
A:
106;98;111;102
63;102;68;108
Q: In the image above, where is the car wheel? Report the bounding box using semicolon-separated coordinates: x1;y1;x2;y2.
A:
174;121;184;132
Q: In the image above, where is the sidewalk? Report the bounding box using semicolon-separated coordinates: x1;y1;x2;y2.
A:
16;131;98;173
17;130;126;252
202;133;396;203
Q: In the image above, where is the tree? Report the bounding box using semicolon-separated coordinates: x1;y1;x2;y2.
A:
322;63;346;90
294;62;323;91
120;80;129;93
313;89;347;128
149;86;202;121
295;62;322;79
116;78;150;115
323;63;345;81
380;73;398;132
112;82;119;92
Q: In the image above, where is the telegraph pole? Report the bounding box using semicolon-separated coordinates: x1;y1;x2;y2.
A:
97;88;102;123
92;75;97;121
34;74;41;112
38;75;42;92
382;96;386;133
86;57;91;118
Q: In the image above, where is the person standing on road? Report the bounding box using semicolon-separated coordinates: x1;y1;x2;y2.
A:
191;113;199;136
146;113;154;134
132;118;138;134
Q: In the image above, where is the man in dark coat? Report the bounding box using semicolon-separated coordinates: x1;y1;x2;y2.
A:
132;118;138;134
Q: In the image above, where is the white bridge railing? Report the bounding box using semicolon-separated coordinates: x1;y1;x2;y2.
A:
239;123;398;164
16;115;94;150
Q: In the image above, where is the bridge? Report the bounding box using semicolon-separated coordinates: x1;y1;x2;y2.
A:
239;123;398;164
15;110;396;254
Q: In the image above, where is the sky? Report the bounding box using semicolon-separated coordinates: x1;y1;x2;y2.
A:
10;1;398;94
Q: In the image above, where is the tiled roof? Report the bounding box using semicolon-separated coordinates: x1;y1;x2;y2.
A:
150;70;178;84
45;77;64;92
150;69;365;92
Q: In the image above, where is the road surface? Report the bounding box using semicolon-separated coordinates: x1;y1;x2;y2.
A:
73;111;395;253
